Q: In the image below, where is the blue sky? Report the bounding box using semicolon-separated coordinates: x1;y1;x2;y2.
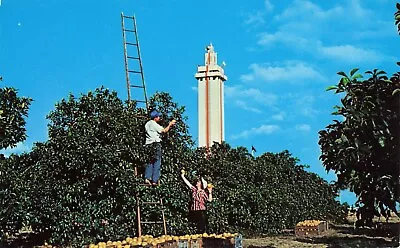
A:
1;0;398;205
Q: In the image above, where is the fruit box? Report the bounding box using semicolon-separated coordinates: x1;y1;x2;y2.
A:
159;240;177;247
177;240;189;248
189;238;202;248
162;235;243;248
201;235;243;248
295;221;328;237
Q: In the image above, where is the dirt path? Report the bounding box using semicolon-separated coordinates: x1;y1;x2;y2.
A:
243;222;399;248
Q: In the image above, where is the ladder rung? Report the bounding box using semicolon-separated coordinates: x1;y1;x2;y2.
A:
124;29;136;33
142;221;162;224
135;100;147;103
123;16;135;19
130;85;144;88
143;201;161;205
127;56;140;59
126;42;138;46
128;70;142;74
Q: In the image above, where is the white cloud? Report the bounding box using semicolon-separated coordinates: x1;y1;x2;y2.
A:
240;62;326;83
318;44;383;63
354;21;397;39
244;0;274;26
244;11;265;26
264;0;274;12
282;93;320;118
295;124;311;132
349;0;372;19
232;124;280;139
296;95;319;117
257;32;310;47
235;100;262;113
274;0;343;21
2;142;31;157
253;0;391;64
301;107;319;117
225;85;278;107
271;112;285;121
256;31;385;64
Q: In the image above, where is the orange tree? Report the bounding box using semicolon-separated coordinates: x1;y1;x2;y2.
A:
319;67;400;225
0;83;32;151
22;88;145;245
11;88;195;246
0;153;36;240
1;87;346;246
193;143;346;235
0;80;32;239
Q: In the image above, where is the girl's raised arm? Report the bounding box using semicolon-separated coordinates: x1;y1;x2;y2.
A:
181;172;193;189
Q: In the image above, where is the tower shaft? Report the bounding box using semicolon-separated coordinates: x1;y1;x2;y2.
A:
195;44;228;148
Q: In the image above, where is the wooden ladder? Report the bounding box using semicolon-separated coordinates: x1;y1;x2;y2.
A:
136;184;167;237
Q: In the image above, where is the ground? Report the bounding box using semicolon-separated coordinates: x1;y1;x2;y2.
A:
2;214;399;247
243;214;400;248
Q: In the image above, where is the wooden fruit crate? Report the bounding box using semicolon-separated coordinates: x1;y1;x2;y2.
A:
158;240;177;247
177;240;189;248
201;235;243;248
189;238;202;248
295;221;328;237
156;235;242;248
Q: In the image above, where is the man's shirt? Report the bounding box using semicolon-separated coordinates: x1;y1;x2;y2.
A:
145;120;163;144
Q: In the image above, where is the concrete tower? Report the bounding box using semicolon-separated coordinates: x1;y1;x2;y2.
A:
195;44;228;148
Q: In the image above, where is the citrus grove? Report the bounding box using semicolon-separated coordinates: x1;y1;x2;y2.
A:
0;86;347;246
1;3;399;247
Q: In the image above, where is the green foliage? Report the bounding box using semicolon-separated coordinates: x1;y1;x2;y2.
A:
319;68;400;224
25;88;150;245
0;86;32;150
195;144;345;235
0;153;35;237
0;87;346;246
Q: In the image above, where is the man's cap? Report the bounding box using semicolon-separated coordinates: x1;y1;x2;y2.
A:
150;110;162;119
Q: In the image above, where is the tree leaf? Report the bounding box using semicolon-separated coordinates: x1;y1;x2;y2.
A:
350;68;359;77
392;89;400;95
340;77;350;86
376;70;387;75
337;71;348;77
326;85;338;91
378;136;385;147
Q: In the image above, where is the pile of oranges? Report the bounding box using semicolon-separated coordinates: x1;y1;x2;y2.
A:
86;232;239;248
